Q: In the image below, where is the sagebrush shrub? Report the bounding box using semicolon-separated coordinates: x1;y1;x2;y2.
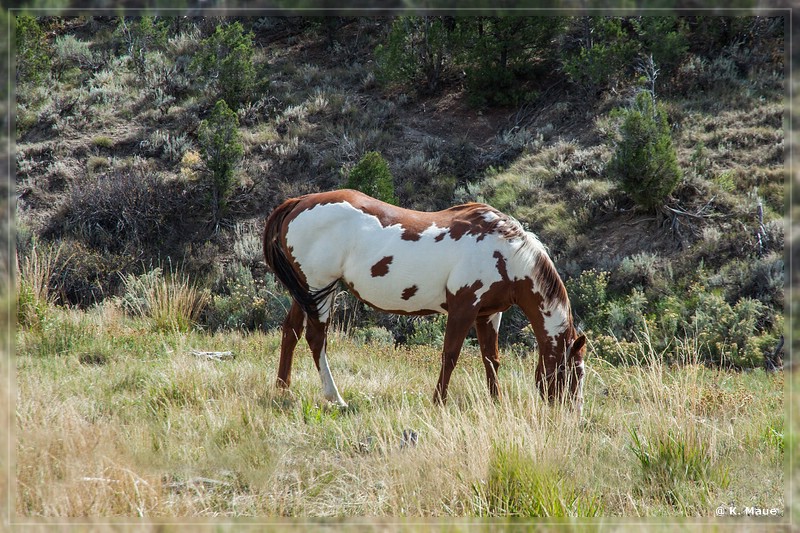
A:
204;261;290;331
53;34;98;79
607;91;682;210
565;269;610;333
115;16;169;79
615;252;661;291
606;288;649;342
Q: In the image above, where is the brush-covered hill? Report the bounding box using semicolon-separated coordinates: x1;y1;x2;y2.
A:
15;15;785;367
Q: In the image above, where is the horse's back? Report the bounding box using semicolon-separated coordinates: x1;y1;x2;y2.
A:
278;190;534;314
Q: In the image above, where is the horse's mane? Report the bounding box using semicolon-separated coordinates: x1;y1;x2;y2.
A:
500;216;569;308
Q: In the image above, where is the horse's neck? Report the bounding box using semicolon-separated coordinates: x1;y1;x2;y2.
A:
517;284;571;359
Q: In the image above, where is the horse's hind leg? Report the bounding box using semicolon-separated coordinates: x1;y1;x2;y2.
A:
475;312;502;400
305;317;348;407
277;300;305;388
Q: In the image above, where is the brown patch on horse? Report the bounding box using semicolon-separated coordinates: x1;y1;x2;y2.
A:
447;207;493;241
447;206;526;242
434;231;447;242
401;285;418;300
447;280;484;308
493;250;509;281
371;256;393;277
346;280;438;315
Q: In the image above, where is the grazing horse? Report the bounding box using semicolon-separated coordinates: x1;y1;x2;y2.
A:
263;190;587;413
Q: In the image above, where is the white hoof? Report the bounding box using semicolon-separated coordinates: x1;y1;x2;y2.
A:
328;396;347;408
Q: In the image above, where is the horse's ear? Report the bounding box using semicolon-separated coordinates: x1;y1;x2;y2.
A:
570;334;587;358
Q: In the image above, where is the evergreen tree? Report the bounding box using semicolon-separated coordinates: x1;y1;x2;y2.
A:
15;14;50;87
608;91;682;210
192;21;255;108
198;100;243;222
344;152;397;205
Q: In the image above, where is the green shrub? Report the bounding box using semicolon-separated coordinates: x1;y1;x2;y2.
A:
198;99;243;221
562;17;638;93
343;151;397;205
191;21;255;107
473;444;603;517
460;17;565;107
405;315;446;349
689;287;770;367
565;269;610;333
352;326;395;347
374;16;451;94
607;91;682;210
204;262;290;331
590;333;642;366
638;17;690;77
15;14;51;88
92;136;114;149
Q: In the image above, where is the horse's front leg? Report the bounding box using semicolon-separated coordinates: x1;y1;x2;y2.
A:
305;316;348;408
475;312;502;400
433;309;478;405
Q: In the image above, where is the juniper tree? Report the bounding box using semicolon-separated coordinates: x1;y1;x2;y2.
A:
608;90;682;211
198;100;243;222
344;151;397;205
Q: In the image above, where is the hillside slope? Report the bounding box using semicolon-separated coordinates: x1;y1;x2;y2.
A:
15;16;785;367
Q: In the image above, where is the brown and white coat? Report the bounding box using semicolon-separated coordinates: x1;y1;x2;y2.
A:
264;189;586;412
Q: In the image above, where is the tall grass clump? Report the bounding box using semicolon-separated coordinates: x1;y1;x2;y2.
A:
120;267;208;332
628;425;730;509
472;443;603;517
16;240;63;329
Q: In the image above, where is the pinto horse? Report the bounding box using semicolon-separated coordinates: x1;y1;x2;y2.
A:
263;190;587;412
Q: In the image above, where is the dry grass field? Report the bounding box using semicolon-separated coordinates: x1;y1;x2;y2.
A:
12;300;786;524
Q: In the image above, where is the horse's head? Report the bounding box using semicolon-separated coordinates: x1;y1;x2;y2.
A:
537;328;587;415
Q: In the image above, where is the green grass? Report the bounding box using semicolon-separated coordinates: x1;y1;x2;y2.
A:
14;303;785;518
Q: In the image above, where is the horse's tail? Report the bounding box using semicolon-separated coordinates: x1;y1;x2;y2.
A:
263;197;337;321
